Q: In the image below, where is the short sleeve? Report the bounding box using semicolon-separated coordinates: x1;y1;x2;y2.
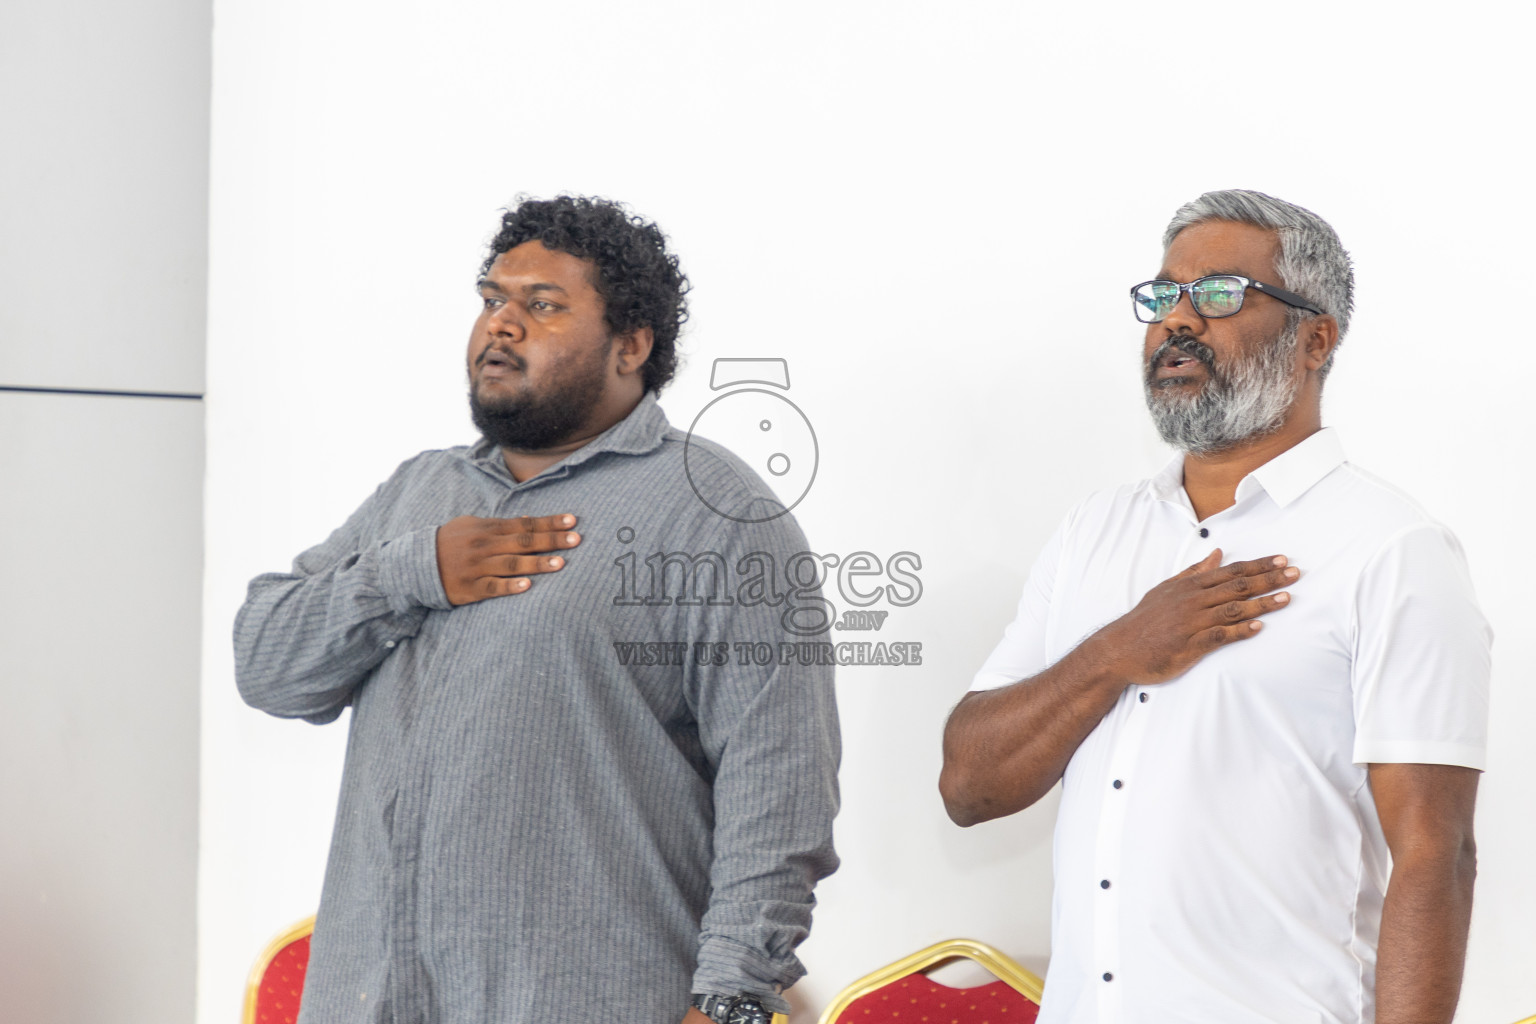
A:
1351;522;1491;768
970;516;1068;692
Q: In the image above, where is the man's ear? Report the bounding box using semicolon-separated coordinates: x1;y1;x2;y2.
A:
613;326;655;377
1301;314;1340;373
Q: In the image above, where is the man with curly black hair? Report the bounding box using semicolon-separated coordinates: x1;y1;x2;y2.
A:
236;195;840;1024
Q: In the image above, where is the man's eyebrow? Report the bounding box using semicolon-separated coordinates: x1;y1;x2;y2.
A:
475;279;569;295
1153;268;1246;281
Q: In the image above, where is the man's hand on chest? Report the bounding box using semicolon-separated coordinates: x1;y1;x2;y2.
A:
435;513;582;606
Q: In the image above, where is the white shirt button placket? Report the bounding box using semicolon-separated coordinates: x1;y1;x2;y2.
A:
1093;683;1152;1024
1093;529;1199;1023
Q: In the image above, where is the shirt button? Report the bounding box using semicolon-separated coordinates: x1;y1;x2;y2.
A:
384;640;397;649
1199;527;1209;538
1112;779;1123;789
1138;692;1148;703
1103;973;1114;982
1100;879;1111;889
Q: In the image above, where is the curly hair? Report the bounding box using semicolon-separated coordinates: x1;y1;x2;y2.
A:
481;195;690;394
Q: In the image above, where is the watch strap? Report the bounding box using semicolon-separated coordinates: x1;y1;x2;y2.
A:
692;994;729;1022
691;992;770;1024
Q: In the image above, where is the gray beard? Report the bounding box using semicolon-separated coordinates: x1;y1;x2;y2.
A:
1143;318;1300;456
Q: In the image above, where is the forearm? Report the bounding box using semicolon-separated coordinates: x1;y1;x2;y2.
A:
940;635;1128;826
234;526;448;720
1375;842;1477;1024
691;669;839;1012
693;761;838;1011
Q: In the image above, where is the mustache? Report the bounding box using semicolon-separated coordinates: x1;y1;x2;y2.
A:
1147;334;1217;377
475;346;526;372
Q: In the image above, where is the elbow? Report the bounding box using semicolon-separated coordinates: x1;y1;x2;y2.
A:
232;650;267;710
940;746;1052;827
940;699;986;826
938;755;994;828
1388;829;1480;903
232;642;284;713
232;663;283;715
939;702;1010;827
1429;826;1479;887
233;652;350;723
940;782;983;828
1456;833;1478;892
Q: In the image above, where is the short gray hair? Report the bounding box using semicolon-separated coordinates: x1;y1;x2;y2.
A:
1163;189;1354;378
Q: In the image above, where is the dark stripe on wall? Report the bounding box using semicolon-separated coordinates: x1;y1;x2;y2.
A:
0;384;204;401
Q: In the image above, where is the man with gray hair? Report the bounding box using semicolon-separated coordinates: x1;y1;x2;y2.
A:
941;190;1489;1023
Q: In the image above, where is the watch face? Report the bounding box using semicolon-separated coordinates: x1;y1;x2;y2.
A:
726;998;770;1024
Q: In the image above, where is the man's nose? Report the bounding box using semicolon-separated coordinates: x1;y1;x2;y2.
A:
1159;289;1207;335
487;303;526;340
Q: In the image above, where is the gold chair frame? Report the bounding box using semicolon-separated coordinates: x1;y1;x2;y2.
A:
242;915;317;1024
816;937;1045;1024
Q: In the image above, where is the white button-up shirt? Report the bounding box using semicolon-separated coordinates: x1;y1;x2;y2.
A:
972;428;1491;1024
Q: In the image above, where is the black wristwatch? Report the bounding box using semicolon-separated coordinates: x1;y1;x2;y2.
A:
691;993;772;1024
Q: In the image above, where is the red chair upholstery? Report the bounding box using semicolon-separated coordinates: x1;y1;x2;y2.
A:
236;914;787;1024
818;938;1043;1024
243;916;315;1024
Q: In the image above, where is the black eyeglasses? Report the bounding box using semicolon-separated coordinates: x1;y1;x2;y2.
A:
1130;275;1324;324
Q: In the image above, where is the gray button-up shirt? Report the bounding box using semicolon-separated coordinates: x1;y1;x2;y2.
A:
235;395;840;1024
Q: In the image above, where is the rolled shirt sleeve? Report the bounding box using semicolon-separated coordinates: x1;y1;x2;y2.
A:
684;497;841;1012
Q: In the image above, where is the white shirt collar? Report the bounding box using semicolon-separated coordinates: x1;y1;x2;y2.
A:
1148;427;1348;511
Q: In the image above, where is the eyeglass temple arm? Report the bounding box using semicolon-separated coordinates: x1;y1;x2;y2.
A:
1248;279;1325;316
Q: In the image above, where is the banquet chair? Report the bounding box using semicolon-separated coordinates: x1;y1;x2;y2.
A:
817;937;1044;1024
243;915;315;1024
238;915;786;1024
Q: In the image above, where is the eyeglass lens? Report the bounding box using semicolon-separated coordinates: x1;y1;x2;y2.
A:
1133;277;1248;323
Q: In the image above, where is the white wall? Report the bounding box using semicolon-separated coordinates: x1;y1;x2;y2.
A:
0;2;209;395
1;2;209;1022
202;3;1536;1022
0;394;204;1023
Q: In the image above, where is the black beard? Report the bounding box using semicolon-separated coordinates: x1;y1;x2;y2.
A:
468;358;609;452
469;388;595;451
